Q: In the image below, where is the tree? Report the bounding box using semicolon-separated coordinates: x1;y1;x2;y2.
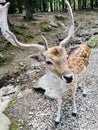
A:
95;0;98;7
78;0;82;10
42;0;48;12
6;0;16;13
90;0;94;9
24;0;33;21
82;0;86;9
62;0;65;11
73;0;76;11
50;0;53;12
17;0;23;13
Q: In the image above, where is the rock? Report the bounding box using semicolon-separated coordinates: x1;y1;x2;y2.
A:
1;84;20;97
0;113;11;130
49;21;58;28
33;74;47;90
33;74;68;99
55;14;66;20
0;99;10;113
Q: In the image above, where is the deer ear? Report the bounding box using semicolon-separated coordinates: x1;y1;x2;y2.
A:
66;45;80;56
28;54;44;62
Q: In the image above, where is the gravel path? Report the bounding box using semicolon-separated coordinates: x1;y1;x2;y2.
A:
7;48;98;130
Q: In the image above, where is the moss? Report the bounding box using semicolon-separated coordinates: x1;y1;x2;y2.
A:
3;97;17;116
40;23;51;32
3;97;19;130
9;120;19;130
38;41;44;45
0;56;13;67
87;37;98;48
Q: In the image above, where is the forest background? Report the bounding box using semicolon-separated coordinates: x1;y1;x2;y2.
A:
3;0;98;21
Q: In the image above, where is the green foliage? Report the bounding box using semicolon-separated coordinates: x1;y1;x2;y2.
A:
38;41;44;45
40;23;51;32
3;97;17;116
9;121;19;130
7;0;98;14
0;55;13;67
87;37;98;48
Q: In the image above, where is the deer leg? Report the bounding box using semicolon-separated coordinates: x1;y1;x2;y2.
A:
71;84;77;116
55;96;62;124
79;70;88;97
82;75;87;97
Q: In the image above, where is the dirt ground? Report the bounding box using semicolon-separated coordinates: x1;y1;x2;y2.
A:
0;10;98;130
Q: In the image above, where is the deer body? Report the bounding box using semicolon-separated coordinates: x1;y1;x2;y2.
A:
43;44;91;122
0;0;91;123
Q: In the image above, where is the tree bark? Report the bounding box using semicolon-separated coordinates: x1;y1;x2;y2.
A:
50;2;53;12
82;0;86;9
62;0;65;11
18;0;23;13
78;0;82;10
90;0;94;10
24;0;33;21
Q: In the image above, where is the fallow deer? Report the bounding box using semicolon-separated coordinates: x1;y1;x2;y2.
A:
0;0;91;123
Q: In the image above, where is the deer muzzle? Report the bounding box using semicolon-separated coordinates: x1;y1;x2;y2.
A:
62;71;74;83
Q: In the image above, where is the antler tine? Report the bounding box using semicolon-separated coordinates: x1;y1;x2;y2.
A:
6;30;45;51
41;35;48;50
60;0;74;47
74;23;81;36
0;2;45;52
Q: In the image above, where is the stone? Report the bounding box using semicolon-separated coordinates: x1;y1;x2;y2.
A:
0;113;11;130
55;14;66;20
49;21;58;28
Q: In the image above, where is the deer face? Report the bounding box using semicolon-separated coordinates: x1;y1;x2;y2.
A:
43;46;74;83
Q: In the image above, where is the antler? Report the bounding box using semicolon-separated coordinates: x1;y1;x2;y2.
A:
41;35;48;50
60;0;75;47
0;2;46;52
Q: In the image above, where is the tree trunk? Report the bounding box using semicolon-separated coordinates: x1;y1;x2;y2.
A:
95;0;98;7
50;2;53;12
18;0;23;13
39;0;42;12
78;0;82;10
24;0;33;21
54;0;56;11
82;0;86;9
62;0;65;11
73;0;76;11
42;0;48;12
6;0;16;13
90;0;94;10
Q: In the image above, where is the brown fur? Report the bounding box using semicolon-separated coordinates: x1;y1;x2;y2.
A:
68;45;91;74
44;45;91;77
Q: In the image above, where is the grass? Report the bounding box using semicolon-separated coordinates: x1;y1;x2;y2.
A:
9;120;19;130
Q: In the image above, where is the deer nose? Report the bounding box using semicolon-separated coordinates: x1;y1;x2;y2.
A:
62;75;73;83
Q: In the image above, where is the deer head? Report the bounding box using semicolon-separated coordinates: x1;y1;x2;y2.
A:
0;0;81;83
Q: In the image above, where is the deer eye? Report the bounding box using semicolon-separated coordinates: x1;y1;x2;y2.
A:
46;61;53;65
